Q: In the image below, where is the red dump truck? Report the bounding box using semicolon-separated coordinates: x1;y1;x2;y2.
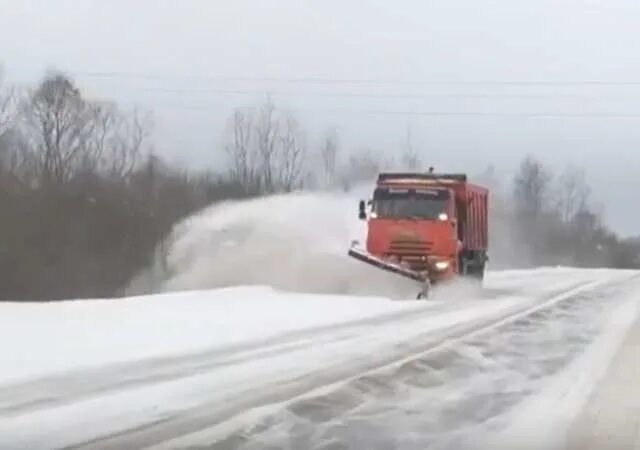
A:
348;171;489;298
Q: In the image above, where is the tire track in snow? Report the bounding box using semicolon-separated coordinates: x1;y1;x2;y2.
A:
166;274;640;450
0;287;509;417
0;278;545;419
66;275;635;450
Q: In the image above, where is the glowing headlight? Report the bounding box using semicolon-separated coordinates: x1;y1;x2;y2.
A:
434;261;450;271
438;213;449;221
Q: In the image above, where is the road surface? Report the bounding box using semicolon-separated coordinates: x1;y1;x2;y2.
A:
0;268;638;450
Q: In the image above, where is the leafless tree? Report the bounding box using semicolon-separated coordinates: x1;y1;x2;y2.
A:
556;164;590;223
0;70;16;138
23;73;99;184
19;74;149;185
318;127;339;189
276;114;306;192
254;98;279;193
98;107;148;179
513;155;552;220
225;98;307;194
225;109;259;193
0;70;20;181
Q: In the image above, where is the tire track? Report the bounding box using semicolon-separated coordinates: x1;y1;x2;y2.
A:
172;274;640;450
0;281;546;418
69;276;633;450
0;288;507;417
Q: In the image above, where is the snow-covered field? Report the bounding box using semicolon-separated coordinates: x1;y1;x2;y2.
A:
2;192;639;450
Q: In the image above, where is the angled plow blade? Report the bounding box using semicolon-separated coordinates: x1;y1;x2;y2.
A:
347;245;426;283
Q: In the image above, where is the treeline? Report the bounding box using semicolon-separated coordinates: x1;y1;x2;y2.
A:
1;71;637;300
481;158;640;269
0;72;250;300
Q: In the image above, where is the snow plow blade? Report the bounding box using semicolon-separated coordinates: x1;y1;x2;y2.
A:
347;244;426;283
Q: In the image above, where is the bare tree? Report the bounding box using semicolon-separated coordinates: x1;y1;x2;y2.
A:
0;69;15;138
24;73;98;184
99;107;148;179
254;98;279;193
225;98;307;194
319;127;339;189
276;114;306;192
19;74;149;185
225;109;259;193
513;155;552;220
556;164;590;223
0;69;20;181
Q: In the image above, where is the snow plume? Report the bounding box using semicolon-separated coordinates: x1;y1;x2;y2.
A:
127;189;420;298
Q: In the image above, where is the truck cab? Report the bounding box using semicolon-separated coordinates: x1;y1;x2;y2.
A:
353;172;489;291
360;184;460;281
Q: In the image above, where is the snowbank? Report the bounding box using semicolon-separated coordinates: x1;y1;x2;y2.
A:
0;286;431;384
0;267;619;384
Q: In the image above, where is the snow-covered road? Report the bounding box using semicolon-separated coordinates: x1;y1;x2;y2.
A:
1;268;638;450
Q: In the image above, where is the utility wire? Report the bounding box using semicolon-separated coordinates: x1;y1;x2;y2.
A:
130;101;640;118
69;71;640;87
16;79;640;101
94;86;640;100
21;69;640;117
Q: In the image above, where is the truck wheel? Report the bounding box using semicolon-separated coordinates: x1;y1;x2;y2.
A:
474;264;485;285
475;264;485;281
465;263;485;283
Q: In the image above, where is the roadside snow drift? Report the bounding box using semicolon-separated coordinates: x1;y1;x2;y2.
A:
0;286;424;384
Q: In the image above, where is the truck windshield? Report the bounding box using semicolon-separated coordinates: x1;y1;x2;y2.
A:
372;188;449;220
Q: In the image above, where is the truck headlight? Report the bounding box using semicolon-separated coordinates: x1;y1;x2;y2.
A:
438;213;449;221
434;261;450;271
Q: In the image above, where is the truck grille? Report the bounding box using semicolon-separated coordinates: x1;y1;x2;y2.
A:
388;238;433;271
389;238;432;255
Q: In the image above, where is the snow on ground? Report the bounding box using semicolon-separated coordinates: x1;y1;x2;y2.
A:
0;286;426;384
170;271;638;450
0;268;612;384
0;268;635;450
488;292;640;450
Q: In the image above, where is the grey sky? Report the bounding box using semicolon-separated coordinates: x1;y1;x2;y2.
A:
1;0;640;235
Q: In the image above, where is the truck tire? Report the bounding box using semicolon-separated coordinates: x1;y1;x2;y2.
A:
465;263;485;283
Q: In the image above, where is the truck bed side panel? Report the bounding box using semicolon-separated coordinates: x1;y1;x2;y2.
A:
461;184;488;251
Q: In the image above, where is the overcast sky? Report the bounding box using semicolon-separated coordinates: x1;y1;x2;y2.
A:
1;0;640;235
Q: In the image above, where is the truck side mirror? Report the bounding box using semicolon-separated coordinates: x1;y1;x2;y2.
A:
358;200;367;220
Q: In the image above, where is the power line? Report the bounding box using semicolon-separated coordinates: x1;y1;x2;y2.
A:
130;101;640;118
353;110;640;118
301;109;640;118
99;86;640;100
70;71;640;87
16;78;640;102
